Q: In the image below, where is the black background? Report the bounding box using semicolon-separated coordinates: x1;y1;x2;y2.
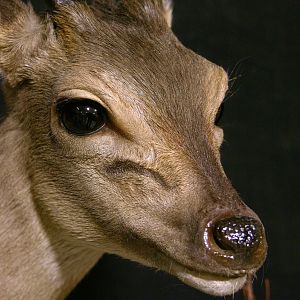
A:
1;0;299;299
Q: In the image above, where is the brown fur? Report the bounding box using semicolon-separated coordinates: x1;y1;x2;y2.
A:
0;1;267;299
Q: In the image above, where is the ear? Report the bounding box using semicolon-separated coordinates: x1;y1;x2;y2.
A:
162;0;173;27
0;0;48;86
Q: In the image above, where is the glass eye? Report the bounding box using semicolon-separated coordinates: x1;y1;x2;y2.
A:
57;99;107;135
215;103;224;125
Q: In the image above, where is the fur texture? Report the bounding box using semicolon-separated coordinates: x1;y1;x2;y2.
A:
0;1;267;299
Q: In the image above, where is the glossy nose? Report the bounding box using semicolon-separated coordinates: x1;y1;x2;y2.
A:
207;216;267;270
213;216;262;252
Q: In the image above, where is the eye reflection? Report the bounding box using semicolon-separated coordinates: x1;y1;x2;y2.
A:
56;99;107;135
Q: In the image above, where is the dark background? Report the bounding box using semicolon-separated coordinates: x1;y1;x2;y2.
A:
1;0;299;299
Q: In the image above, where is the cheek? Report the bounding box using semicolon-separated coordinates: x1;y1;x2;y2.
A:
214;127;224;148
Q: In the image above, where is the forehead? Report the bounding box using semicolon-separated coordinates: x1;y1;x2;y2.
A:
55;6;227;142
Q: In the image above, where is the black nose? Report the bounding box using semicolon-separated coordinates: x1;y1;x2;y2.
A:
213;216;262;252
206;215;267;271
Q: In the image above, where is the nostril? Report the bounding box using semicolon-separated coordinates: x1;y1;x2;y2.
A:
212;216;262;252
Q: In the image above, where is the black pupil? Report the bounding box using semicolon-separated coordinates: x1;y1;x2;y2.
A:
58;99;106;135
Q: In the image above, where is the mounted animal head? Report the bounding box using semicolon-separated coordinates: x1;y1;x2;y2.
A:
0;0;267;296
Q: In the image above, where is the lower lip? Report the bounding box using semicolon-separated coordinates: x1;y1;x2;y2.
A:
176;271;247;296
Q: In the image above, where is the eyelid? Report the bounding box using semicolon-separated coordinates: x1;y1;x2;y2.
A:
57;89;112;114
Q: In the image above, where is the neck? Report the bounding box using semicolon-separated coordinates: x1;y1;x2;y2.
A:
0;116;102;299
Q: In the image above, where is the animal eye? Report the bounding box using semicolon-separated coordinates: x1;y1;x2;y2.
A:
215;103;224;125
57;99;107;135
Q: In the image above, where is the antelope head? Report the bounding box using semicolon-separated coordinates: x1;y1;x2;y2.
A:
0;0;267;297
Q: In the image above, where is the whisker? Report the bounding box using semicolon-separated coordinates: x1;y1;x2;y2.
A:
224;57;251;104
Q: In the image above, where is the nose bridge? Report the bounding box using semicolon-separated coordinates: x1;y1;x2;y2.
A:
154;133;261;221
166;150;267;272
161;141;265;240
181;143;244;211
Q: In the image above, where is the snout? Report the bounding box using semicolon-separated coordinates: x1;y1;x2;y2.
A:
172;212;267;296
204;214;267;272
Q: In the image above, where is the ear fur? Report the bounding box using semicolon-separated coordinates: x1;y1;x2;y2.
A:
162;0;173;27
0;0;48;86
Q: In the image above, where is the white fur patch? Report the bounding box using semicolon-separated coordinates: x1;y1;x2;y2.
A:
177;272;247;296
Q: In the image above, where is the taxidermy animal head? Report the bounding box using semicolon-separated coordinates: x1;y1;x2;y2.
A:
0;0;267;298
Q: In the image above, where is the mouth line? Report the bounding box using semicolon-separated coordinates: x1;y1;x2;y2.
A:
108;230;251;296
157;248;248;280
170;257;247;281
160;254;249;296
